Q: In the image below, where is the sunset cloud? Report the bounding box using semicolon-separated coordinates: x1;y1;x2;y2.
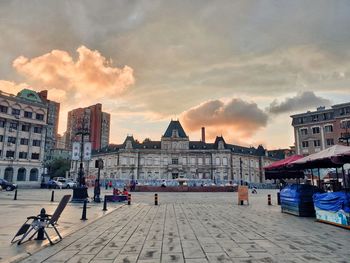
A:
12;46;135;103
180;98;268;143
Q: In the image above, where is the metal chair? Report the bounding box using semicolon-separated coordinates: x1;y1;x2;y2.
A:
11;194;71;245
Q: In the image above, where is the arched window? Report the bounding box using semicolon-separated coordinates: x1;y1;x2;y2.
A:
17;168;26;181
4;167;14;182
29;168;39;181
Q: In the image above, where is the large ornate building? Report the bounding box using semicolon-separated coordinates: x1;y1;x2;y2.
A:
81;120;279;184
0;89;48;186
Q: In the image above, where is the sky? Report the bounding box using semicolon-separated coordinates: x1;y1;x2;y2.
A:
1;0;350;149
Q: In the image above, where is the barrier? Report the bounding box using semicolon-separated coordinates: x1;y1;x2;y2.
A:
51;190;55;202
128;194;131;205
155;193;158;205
268;194;272;206
81;200;87;220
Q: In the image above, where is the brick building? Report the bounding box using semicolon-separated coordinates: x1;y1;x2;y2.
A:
65;103;110;151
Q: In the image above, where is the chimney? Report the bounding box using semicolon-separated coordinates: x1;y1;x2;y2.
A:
38;90;48;100
201;127;205;142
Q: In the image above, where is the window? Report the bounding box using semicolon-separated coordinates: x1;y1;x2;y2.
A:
326;139;334;146
33;126;42;133
163;158;168;165
223;157;228;165
300;128;308;135
12;108;20;116
0;119;5;127
22;124;30;132
198;158;203;165
205;158;210;165
35;113;44;121
24;111;32;118
172;158;178;165
32;140;41;147
31;153;40;160
314;140;321;147
0;105;8;113
312;127;320;134
312;115;319;122
6;151;15;158
7;137;16;144
215;157;220;165
9;122;18;130
324;125;333;133
0;135;3;142
302;141;309;148
298;117;304;124
20;138;29;145
19;152;28;159
191;157;196;165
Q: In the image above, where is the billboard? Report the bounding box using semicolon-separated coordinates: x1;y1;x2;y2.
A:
83;142;92;161
72;142;80;161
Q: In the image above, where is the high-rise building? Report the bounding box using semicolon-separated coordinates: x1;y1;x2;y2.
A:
65;103;110;151
291;103;350;155
0;89;48;186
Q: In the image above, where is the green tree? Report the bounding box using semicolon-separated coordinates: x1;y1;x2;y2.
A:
47;158;71;178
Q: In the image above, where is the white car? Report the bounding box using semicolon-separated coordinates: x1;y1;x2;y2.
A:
53;177;77;189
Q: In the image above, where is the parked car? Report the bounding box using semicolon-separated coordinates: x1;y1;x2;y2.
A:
47;179;63;189
0;179;18;191
53;177;77;189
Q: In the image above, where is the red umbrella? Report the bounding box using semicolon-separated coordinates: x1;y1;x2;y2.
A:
264;155;304;171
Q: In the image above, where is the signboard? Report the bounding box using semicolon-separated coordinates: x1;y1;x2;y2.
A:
83;142;92;161
315;208;349;226
238;185;249;205
72;142;80;161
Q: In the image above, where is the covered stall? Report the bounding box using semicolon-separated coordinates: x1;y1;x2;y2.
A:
263;155;322;216
289;145;350;228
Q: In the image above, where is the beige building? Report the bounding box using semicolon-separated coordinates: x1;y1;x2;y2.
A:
0;89;47;187
291;103;350;155
78;121;277;184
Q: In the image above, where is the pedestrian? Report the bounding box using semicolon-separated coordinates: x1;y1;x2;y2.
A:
105;181;108;190
108;181;112;188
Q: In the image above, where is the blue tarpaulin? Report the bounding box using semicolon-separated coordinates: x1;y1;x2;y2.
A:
313;191;350;213
280;184;321;203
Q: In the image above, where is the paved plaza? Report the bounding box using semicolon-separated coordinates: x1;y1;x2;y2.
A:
1;189;349;263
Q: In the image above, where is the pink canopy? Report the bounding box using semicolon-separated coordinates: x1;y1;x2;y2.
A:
264;155;304;171
289;145;350;169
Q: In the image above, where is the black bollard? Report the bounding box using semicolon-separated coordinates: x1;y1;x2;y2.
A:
81;200;87;220
155;193;158;206
14;189;17;200
277;192;281;205
36;208;46;240
103;196;107;211
51;190;55;202
268;194;272;206
127;194;131;205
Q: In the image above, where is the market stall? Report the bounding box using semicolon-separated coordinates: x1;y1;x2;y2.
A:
289;145;350;228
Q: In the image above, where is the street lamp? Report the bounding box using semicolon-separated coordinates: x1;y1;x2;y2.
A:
71;117;90;203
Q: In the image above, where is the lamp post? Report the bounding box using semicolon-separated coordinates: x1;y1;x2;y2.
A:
94;158;103;202
71;116;90;203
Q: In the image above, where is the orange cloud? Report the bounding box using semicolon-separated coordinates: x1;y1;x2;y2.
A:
12;46;135;102
0;80;30;95
180;98;268;144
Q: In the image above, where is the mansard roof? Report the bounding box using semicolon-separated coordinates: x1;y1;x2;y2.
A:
163;120;188;138
17;89;43;103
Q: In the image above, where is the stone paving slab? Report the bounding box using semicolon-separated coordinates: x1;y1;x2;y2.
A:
3;191;349;263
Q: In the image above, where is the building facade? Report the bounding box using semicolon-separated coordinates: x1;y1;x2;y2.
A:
81;120;277;184
291;103;350;155
37;90;60;163
65;103;110;151
0;89;47;186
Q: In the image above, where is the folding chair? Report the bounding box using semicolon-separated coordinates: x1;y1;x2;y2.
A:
11;194;71;245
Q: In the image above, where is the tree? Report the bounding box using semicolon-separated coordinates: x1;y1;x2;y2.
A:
47;158;71;178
